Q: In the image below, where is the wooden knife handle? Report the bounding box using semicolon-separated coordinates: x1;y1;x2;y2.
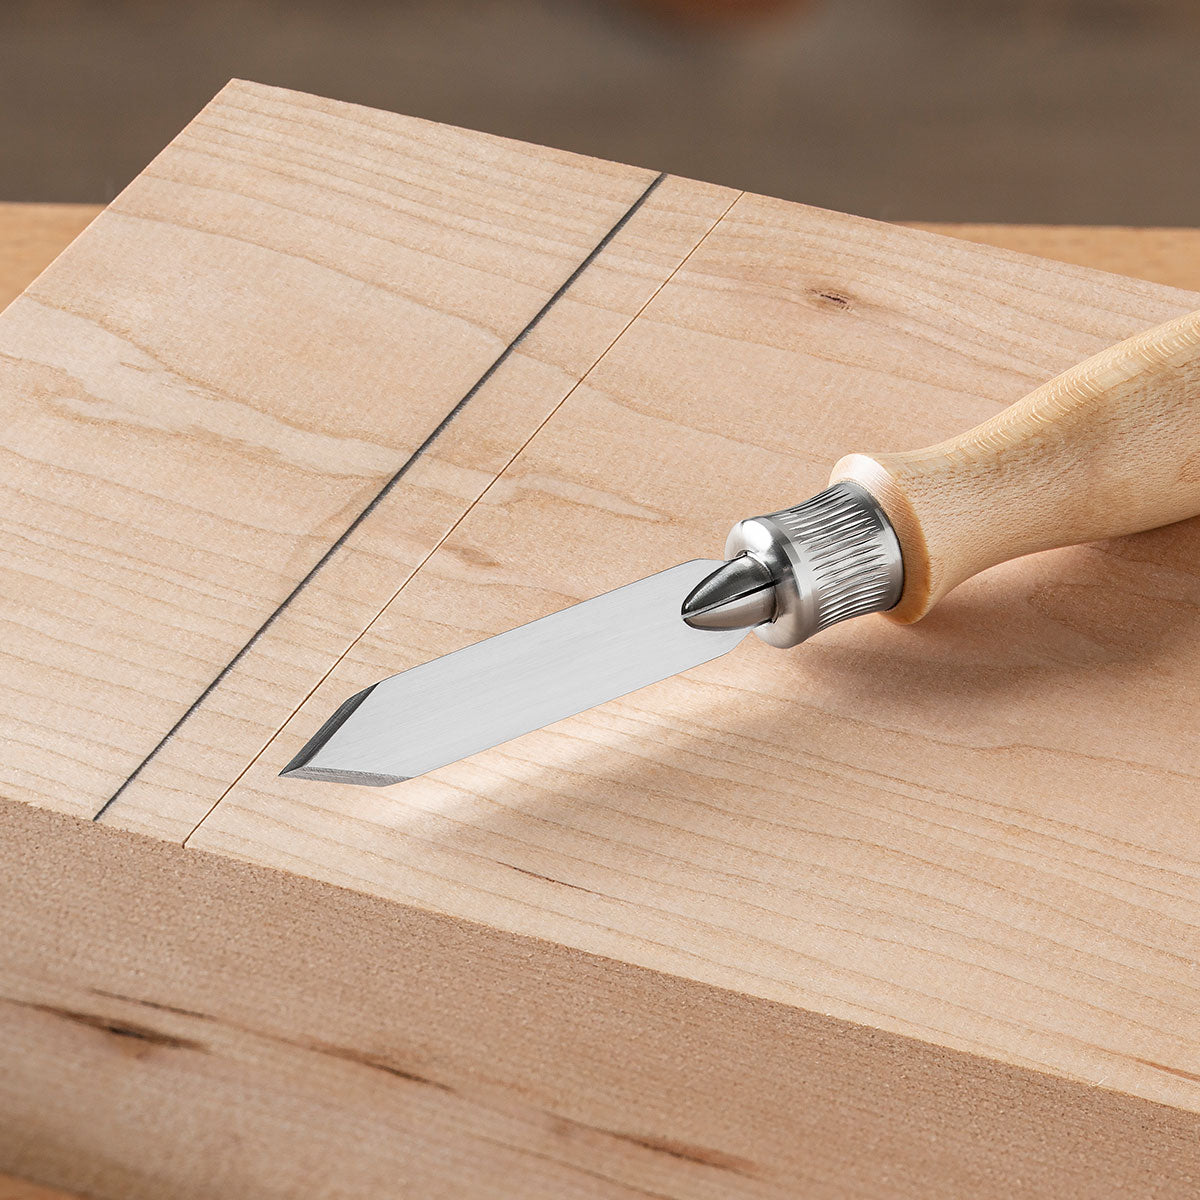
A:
830;309;1200;622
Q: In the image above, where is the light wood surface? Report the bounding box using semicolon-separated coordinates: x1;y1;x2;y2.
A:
0;79;661;825
13;214;1200;311
910;223;1200;291
2;84;1198;1200
107;171;740;840
194;188;1200;1112
5;802;1197;1200
0;205;95;313
0;1176;81;1200
834;307;1200;619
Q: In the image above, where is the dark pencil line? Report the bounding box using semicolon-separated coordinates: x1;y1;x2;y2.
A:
92;171;668;823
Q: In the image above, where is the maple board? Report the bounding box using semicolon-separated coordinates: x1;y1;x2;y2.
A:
1;83;1197;1200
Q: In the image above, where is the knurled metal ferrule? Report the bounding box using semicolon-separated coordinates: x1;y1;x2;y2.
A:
724;480;904;647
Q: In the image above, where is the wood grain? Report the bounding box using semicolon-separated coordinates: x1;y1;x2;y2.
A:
0;80;660;823
193;192;1200;1118
103;172;740;839
3;86;1200;1200
3;801;1196;1200
15;214;1200;307
911;223;1200;291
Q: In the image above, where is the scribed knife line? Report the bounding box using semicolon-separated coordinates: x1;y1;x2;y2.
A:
92;172;667;824
179;184;745;847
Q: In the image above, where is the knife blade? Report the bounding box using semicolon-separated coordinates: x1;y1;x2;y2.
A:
283;308;1200;786
280;560;751;785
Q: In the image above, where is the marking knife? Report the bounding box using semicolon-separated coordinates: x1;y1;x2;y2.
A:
283;310;1200;786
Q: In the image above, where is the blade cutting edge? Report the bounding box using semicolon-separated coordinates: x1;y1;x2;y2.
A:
280;560;751;785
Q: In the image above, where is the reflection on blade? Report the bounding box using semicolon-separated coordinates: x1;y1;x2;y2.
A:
281;560;750;785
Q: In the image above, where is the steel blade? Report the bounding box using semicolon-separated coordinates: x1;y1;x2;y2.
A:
280;560;750;785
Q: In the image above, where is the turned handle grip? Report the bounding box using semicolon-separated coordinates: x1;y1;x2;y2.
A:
830;310;1200;622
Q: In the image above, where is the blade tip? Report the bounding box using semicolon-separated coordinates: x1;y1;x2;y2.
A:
278;763;409;787
278;684;409;787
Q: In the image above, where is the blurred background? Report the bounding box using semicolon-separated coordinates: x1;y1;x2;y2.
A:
1;0;1198;223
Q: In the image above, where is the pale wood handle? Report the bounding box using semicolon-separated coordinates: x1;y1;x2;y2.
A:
830;309;1200;622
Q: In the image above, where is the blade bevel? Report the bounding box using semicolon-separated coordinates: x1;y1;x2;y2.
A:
280;560;750;785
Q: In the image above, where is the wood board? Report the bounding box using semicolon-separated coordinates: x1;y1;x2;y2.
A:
1;83;1198;1199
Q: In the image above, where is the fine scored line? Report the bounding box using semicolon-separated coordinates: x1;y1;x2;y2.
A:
92;171;667;823
180;184;745;848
